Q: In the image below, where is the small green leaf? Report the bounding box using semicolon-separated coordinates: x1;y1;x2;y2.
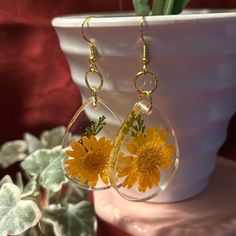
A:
152;0;166;15
0;183;42;236
85;116;106;138
0;175;13;187
40;220;56;236
40;126;66;149
24;133;42;154
132;0;150;16
129;114;145;137
21;146;67;192
172;0;191;14
43;201;96;236
16;172;24;192
0;140;27;168
22;179;38;199
66;185;88;204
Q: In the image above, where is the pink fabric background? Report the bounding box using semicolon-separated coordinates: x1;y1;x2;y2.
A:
0;1;235;235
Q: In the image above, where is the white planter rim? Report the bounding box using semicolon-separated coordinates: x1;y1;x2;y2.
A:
52;10;236;28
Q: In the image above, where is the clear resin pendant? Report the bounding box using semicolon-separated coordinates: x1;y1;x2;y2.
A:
62;96;121;191
108;98;179;201
61;16;122;191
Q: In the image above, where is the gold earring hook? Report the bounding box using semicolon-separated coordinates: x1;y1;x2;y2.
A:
140;16;148;72
81;16;103;107
81;16;97;64
140;16;146;45
81;16;95;45
133;16;157;105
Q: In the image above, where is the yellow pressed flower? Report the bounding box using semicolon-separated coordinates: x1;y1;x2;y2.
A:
118;127;175;192
64;135;112;188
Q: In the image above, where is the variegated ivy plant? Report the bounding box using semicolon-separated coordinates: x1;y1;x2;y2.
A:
132;0;192;16
0;127;96;236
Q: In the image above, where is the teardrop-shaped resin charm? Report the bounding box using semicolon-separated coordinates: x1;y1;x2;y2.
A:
62;96;121;191
108;99;179;201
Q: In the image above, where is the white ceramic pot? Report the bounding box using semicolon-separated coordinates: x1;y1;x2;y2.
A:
52;11;236;202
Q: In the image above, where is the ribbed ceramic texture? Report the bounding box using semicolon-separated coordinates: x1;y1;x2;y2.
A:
53;12;236;202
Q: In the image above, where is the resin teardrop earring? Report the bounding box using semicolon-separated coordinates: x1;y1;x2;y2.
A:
108;17;180;201
62;16;121;191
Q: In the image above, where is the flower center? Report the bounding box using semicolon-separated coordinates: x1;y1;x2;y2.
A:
81;150;106;174
135;144;160;173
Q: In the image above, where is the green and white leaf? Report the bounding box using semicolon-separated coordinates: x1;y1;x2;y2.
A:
21;146;67;192
16;172;24;192
24;133;42;154
22;178;38;199
0;140;27;168
40;220;56;236
67;185;88;203
43;201;96;236
0;175;13;187
40;126;66;149
0;183;41;236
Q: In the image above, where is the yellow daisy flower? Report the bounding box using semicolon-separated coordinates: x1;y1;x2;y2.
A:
64;135;112;188
118;127;175;192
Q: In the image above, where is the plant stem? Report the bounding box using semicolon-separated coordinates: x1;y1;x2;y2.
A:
163;0;175;15
44;190;51;208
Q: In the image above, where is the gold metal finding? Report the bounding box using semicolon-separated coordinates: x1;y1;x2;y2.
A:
140;16;148;72
133;16;157;99
81;16;104;106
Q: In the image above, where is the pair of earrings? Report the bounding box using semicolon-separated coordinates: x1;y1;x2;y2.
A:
62;16;179;202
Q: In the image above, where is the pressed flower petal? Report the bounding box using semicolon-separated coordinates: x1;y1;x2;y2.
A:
158;144;175;169
158;129;168;144
66;150;81;159
64;159;79;165
64;135;113;188
103;140;113;152
90;135;97;150
126;143;138;154
97;136;106;148
116;126;176;193
147;174;153;189
65;166;80;177
135;132;145;146
146;127;158;141
88;174;99;187
138;174;145;192
82;136;92;151
100;168;109;185
118;154;133;165
117;165;132;177
88;180;97;187
122;174;134;188
71;140;86;155
79;176;86;184
151;169;160;186
128;172;137;188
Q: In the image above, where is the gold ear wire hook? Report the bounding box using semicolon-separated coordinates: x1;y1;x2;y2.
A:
133;16;157;102
140;16;145;44
140;16;148;72
81;16;94;44
81;16;97;65
81;16;103;107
